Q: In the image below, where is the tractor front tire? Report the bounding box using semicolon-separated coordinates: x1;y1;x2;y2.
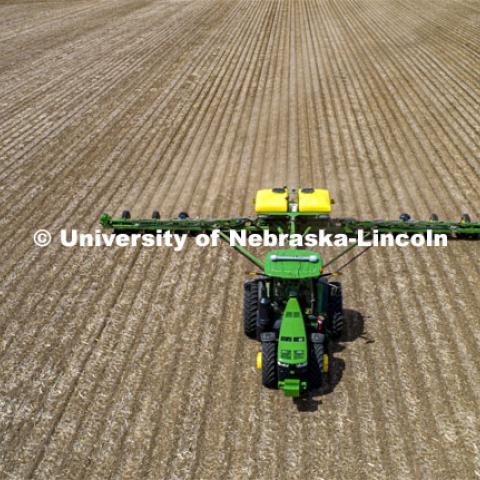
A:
243;279;261;339
261;340;278;389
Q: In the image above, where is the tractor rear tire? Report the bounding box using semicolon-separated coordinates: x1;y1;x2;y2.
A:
243;279;261;339
308;334;324;390
332;312;344;339
261;340;278;389
328;282;343;339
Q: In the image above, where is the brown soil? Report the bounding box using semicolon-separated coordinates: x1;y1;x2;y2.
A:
0;1;479;479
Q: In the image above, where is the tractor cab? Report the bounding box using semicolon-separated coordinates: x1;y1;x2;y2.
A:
259;248;330;322
260;249;324;324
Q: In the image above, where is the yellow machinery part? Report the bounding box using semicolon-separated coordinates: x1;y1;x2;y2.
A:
323;354;329;373
255;188;289;213
256;351;262;369
298;188;331;214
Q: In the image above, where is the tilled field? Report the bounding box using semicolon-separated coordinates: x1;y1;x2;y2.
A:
1;1;479;479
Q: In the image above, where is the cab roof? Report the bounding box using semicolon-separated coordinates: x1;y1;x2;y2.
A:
263;249;323;279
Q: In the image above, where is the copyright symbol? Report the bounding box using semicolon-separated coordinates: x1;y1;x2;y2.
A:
34;229;52;247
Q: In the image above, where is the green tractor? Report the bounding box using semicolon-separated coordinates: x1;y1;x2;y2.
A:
244;248;341;396
101;187;480;398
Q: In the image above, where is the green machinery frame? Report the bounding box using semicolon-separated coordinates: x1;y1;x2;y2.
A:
100;210;480;270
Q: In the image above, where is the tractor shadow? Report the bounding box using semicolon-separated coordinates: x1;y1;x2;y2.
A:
294;309;369;412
